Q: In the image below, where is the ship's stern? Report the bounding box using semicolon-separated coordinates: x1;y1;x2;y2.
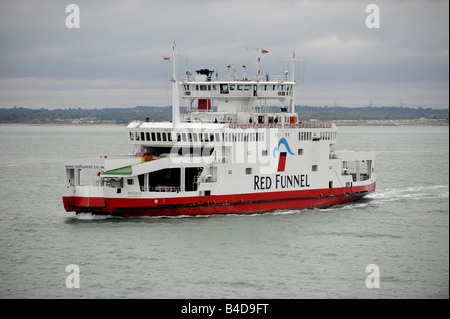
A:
63;185;106;214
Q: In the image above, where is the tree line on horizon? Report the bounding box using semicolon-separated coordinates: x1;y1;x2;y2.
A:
0;105;448;124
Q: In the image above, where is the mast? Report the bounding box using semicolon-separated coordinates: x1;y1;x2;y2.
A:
246;48;268;82
171;42;180;126
290;50;295;113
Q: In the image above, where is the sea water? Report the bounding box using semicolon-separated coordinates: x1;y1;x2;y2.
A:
0;125;448;299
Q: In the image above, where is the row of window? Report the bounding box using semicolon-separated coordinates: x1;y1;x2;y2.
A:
131;130;336;143
183;84;293;93
130;131;222;143
298;131;337;141
130;130;267;143
320;131;337;140
131;131;173;142
223;132;265;143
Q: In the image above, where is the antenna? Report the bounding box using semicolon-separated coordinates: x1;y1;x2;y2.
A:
171;41;180;126
227;64;233;81
288;50;304;112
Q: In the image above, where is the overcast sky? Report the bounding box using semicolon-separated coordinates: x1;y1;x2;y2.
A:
0;0;448;109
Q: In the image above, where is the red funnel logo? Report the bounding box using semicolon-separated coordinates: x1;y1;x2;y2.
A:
277;152;287;172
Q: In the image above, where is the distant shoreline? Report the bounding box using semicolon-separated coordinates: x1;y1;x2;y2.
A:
1;105;448;126
0;121;447;127
0;123;127;126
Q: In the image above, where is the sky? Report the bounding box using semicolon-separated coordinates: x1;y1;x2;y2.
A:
0;0;448;109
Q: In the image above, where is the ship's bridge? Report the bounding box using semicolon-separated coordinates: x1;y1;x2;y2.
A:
180;68;295;116
181;81;295;100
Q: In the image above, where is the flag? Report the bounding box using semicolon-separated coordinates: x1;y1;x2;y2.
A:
163;56;170;60
262;49;269;54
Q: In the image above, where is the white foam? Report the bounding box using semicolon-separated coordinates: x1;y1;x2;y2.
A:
72;213;116;220
367;185;449;202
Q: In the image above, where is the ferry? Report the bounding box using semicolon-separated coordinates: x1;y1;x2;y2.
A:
62;44;376;217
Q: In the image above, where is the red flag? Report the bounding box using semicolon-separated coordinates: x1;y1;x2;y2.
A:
262;49;269;54
163;56;170;60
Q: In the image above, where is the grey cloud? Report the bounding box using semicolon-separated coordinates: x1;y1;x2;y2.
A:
0;0;448;108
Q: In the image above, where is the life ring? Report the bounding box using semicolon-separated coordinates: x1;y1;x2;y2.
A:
167;187;171;192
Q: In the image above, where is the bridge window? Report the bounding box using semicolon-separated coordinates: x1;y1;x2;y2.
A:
220;84;229;94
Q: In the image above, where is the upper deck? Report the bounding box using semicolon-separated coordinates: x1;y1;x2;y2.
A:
181;80;295;100
180;68;296;117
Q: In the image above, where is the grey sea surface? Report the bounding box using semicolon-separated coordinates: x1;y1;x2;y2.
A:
0;125;448;298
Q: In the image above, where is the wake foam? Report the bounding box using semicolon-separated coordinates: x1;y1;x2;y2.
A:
367;185;449;202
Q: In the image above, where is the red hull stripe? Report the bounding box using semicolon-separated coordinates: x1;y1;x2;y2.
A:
63;182;375;217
